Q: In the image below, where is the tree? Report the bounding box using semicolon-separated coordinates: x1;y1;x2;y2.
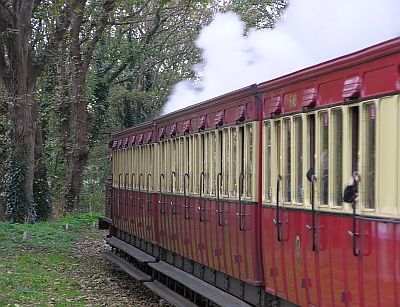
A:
63;0;115;212
0;0;82;222
0;86;8;220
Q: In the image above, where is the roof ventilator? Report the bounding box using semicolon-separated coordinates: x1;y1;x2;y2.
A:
123;138;129;148
170;124;177;137
158;127;165;140
215;111;224;127
183;120;191;134
302;87;317;110
137;133;144;144
129;135;136;147
235;105;246;123
146;131;153;143
270;96;282;116
343;76;362;100
198;116;206;131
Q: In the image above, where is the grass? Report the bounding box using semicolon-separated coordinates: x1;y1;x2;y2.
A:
0;214;100;254
0;213;101;305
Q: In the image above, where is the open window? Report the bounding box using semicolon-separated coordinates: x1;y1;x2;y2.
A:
294;116;303;203
264;121;272;203
318;111;329;206
283;118;291;203
331;108;343;206
362;103;376;210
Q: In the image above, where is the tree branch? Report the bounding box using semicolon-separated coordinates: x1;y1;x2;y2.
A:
82;0;115;72
0;39;8;84
0;1;14;34
32;0;84;78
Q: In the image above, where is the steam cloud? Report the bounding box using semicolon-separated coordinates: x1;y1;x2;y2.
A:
163;0;400;114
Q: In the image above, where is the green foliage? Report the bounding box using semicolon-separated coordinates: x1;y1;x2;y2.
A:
80;144;110;214
33;163;52;221
0;213;101;305
211;0;288;30
1;0;287;219
0;254;84;305
5;147;37;224
0;213;100;253
0;87;8;219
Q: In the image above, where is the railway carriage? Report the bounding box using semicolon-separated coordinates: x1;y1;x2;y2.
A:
103;37;400;306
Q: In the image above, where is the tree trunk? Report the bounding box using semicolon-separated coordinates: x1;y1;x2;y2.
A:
63;69;89;212
33;102;52;221
6;83;37;222
58;51;72;158
62;0;115;212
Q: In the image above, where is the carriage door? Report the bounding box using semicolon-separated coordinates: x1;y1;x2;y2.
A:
338;105;364;305
302;113;320;306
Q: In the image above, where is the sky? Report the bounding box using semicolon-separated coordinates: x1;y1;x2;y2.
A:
163;0;400;114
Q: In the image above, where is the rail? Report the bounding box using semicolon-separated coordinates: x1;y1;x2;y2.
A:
273;175;282;242
237;172;245;231
159;174;165;214
198;172;206;222
216;173;223;227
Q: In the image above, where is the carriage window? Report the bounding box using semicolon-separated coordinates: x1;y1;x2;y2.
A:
350;107;359;175
163;141;169;191
239;126;245;196
319;112;329;206
275;120;282;193
133;147;136;188
265;121;272;202
130;148;133;187
283;119;291;202
186;137;190;173
178;138;184;192
149;145;154;190
201;134;207;194
246;124;253;197
191;135;198;193
332;109;343;206
363;103;376;209
294;117;303;203
173;139;178;192
224;129;230;196
231;127;237;197
211;131;217;195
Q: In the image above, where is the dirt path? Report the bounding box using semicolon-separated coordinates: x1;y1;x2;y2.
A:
70;228;170;306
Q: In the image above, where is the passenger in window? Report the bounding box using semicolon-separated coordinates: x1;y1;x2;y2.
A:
321;148;328;204
343;174;359;203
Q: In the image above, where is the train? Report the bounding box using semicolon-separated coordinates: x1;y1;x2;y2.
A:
101;37;400;306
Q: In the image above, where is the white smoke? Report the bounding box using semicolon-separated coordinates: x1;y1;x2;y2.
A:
163;0;400;114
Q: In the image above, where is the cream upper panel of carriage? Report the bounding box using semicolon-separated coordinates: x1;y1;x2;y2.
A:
111;143;158;192
262;94;400;219
156;122;259;202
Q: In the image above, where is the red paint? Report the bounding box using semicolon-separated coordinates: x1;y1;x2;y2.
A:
108;38;400;306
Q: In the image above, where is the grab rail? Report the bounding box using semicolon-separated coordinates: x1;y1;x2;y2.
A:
199;172;206;222
146;173;152;211
159;173;165;214
183;173;190;219
217;173;223;227
138;173;143;209
306;169;317;251
237;172;245;231
273;175;282;242
171;171;177;214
